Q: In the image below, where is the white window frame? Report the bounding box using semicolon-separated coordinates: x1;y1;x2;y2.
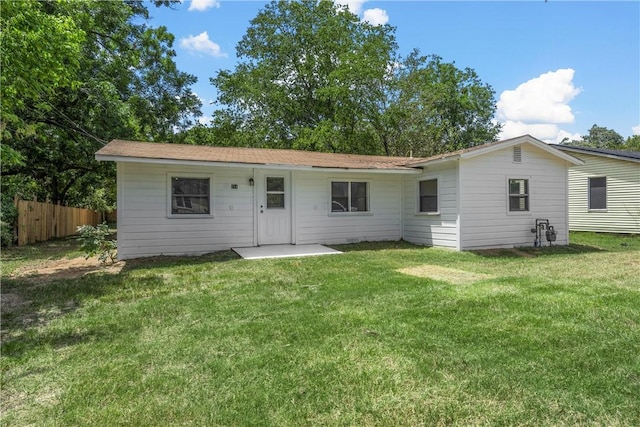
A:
167;173;214;218
588;176;607;211
506;176;531;215
416;176;440;215
328;179;371;215
265;175;286;210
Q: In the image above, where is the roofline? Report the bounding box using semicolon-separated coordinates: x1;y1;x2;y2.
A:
552;144;640;163
95;154;424;174
408;135;584;167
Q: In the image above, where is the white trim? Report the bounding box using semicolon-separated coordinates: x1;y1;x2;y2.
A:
252;168;258;247
506;176;532;215
455;160;461;250
400;175;405;241
291;171;297;245
415;175;441;215
587;175;608;211
328;179;371;214
116;163;124;260
166;172;215;219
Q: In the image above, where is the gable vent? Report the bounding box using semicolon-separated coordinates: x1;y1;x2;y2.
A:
513;145;522;163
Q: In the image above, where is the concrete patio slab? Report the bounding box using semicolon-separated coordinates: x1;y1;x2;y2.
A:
232;244;342;260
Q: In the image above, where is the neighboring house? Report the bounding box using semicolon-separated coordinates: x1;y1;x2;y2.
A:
96;135;582;259
553;145;640;234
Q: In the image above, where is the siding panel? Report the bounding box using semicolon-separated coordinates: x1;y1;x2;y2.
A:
293;172;404;245
402;163;459;248
567;153;640;234
118;162;254;259
459;144;570;249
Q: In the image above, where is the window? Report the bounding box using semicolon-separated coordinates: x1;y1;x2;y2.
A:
170;176;210;215
331;181;369;212
266;177;285;209
589;177;607;210
508;178;529;212
418;178;438;213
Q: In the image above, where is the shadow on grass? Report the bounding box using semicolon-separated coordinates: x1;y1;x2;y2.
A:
471;243;605;259
329;239;428;253
120;249;241;273
0;273;165;358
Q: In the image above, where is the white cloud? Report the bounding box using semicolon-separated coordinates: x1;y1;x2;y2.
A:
334;0;366;15
362;8;389;26
180;32;226;57
197;115;212;126
499;121;581;144
497;68;582;143
188;0;220;12
334;1;389;26
633;124;640;135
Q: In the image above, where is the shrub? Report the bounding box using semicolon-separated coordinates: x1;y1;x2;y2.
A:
77;223;117;264
1;194;18;247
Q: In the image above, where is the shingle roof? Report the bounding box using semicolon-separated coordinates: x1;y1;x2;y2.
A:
552;144;640;162
96;139;422;170
96;135;582;171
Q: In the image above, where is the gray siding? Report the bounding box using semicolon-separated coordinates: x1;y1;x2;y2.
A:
567;153;640;233
293;171;403;245
402;162;459;249
117;162;254;259
459;144;570;249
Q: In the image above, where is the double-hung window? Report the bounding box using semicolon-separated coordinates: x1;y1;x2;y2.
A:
331;181;369;212
418;178;438;214
508;178;529;212
169;176;211;216
588;177;607;210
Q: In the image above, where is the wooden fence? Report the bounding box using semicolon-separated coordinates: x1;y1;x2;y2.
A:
15;198;101;246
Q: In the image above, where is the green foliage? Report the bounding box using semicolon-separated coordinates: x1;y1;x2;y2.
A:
383;51;501;156
624;135;640;151
77;223;117;264
212;0;395;154
1;0;201;206
0;194;18;247
209;0;499;156
562;124;625;149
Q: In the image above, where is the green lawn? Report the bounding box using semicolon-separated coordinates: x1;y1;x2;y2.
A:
2;233;639;426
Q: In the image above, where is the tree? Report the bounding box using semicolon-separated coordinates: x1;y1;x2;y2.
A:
624;135;640;152
1;0;201;207
562;124;625;150
381;51;500;157
212;0;395;154
209;0;499;156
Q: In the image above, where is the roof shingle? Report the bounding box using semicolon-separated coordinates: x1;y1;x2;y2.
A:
96;139;422;170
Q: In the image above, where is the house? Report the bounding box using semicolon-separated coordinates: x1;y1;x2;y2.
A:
95;135;582;259
553;145;640;234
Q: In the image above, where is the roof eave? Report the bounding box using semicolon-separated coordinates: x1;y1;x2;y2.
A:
554;146;640;164
95;154;422;174
459;135;584;165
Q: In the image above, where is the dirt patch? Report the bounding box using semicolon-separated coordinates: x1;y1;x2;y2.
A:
8;256;124;285
398;265;495;285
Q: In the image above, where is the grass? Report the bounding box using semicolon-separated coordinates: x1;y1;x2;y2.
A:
1;232;639;426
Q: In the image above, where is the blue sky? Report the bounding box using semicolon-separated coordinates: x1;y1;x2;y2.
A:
151;0;640;143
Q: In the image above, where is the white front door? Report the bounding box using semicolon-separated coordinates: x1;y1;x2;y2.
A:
258;171;292;245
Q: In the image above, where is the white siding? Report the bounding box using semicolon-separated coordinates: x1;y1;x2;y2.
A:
567;153;640;234
459;144;570;250
402;162;459;249
293;172;403;245
117;162;254;259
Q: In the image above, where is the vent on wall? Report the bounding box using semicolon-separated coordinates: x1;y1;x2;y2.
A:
513;145;522;163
